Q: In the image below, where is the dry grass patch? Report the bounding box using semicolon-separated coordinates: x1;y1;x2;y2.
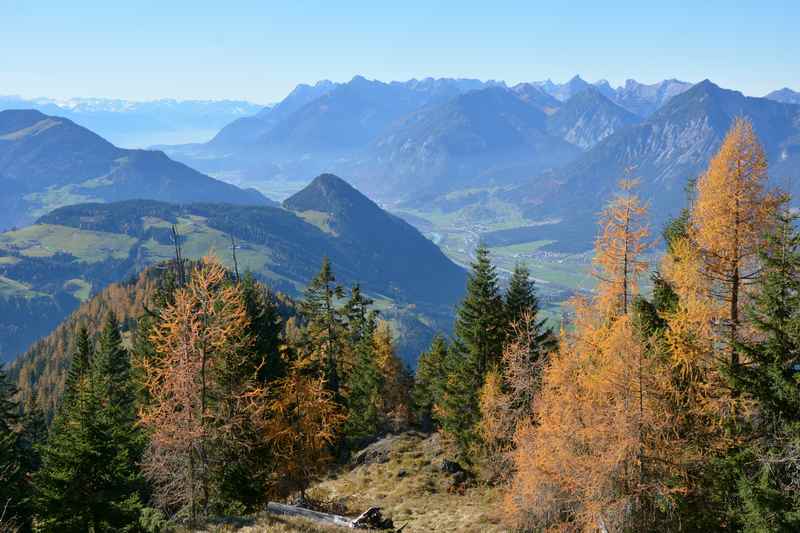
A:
308;432;505;532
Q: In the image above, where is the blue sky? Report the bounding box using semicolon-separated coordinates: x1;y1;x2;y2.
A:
2;0;798;103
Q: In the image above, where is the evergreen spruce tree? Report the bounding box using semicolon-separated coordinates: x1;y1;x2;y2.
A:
413;335;449;432
343;334;385;449
35;325;143;532
19;391;47;477
504;263;556;354
0;364;33;532
217;272;285;511
62;325;92;410
300;257;344;394
93;313;134;416
436;340;482;459
92;312;145;472
455;244;506;377
505;263;538;325
343;284;376;347
721;207;800;530
439;244;506;457
341;288;384;449
241;272;284;383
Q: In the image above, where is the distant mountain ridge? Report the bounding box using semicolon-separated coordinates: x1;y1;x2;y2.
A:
348;86;580;199
0;95;265;147
155;75;797;218
0;109;272;230
506;80;800;246
612;78;694;117
765;87;800;105
206;76;508;154
511;83;562;114
545;87;641;149
529;76;693;116
208;80;337;148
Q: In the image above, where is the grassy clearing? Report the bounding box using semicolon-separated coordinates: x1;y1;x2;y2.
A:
295;210;337;236
64;278;92;301
489;240;555;256
23;186;102;219
191;432;507;531
142;216;172;230
141;216;275;274
0;275;37;298
526;260;594;291
309;433;504;532
0;224;136;263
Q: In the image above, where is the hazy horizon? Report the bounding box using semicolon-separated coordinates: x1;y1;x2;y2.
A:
3;1;798;102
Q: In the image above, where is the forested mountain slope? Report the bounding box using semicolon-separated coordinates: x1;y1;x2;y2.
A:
0;174;465;362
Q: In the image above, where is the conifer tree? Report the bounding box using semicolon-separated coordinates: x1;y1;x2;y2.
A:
435;341;482;459
0;364;32;532
440;244;506;457
339;287;382;447
593;177;650;316
93;313;135;417
62;325;92;409
504;263;556;355
140;257;251;521
503;179;679;531
506;263;538;324
35;329;143;532
241;272;284;383
300;257;344;394
721;206;800;530
91;312;145;498
373;322;412;430
20;391;47;477
250;359;344;499
343;284;375;347
343;334;384;448
413;335;449;432
654;121;782;526
455;244;506;377
690;117;778;365
219;272;285;510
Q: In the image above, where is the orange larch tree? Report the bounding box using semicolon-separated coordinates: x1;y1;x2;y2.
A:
689;117;778;366
247;354;344;499
479;311;551;481
593;176;651;317
504;179;681;531
372;321;412;431
654;118;781;522
138;257;251;521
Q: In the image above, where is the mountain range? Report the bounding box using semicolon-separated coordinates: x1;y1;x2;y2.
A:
159;75;695;203
0;95;265;147
503;80;800;250
0;109;272;230
8;74;799;255
348;86;581;199
0;173;466;363
766;88;800;105
544;86;641;150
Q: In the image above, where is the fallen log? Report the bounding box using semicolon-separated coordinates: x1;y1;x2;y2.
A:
352;507;394;529
266;501;394;530
266;502;353;528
